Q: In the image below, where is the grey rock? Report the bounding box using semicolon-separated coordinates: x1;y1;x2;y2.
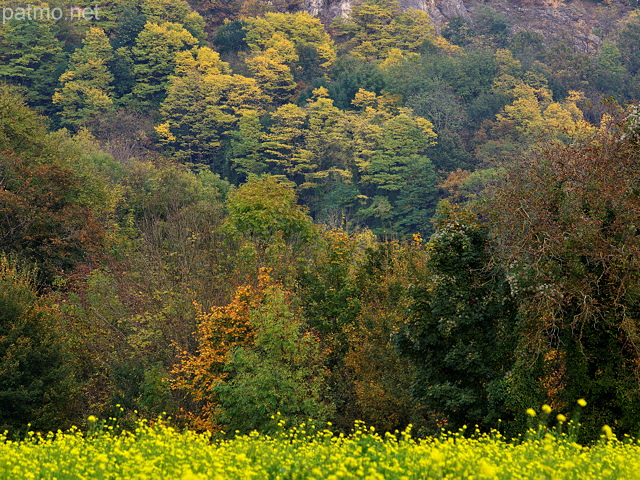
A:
303;0;468;30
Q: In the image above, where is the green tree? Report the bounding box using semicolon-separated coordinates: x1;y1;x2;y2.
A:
327;55;385;110
486;117;640;437
228;111;267;179
215;271;334;433
226;175;314;252
52;27;115;130
397;202;517;432
0;14;65;113
348;91;437;234
0;256;80;433
130;22;198;110
156;47;266;165
392;155;437;236
300;87;354;211
619;16;640;76
593;42;626;97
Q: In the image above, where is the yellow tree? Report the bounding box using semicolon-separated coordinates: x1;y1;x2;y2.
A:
302;87;353;195
156;46;266;165
332;0;445;61
130;22;198;110
245;34;297;106
244;11;336;87
495;81;594;140
140;0;206;41
261;103;315;183
244;12;336;71
52;27;114;129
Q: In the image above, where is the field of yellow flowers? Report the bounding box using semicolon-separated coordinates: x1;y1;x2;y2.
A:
0;416;637;479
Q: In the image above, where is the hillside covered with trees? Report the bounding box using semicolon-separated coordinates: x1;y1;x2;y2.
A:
2;0;640;440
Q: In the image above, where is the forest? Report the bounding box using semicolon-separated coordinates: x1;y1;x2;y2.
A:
2;0;640;443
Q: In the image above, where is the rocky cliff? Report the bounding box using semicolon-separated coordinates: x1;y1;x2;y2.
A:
304;0;469;30
304;0;632;54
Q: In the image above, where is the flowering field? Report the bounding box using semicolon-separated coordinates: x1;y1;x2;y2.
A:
0;419;637;479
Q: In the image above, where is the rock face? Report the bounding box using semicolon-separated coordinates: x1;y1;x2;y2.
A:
401;0;469;28
304;0;469;30
305;0;352;21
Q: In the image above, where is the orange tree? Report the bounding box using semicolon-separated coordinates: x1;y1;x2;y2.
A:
172;274;258;431
173;269;332;432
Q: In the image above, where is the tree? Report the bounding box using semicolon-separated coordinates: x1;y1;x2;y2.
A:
130;22;198;110
215;271;333;433
332;0;441;61
300;88;354;211
397;202;517;432
172;272;261;431
64;159;233;421
0;85;117;281
0;14;65;113
347;91;437;234
225;175;314;252
173;269;332;432
0;255;80;432
327;55;385;110
495;83;592;140
140;0;206;41
405;79;467;133
244;11;336;74
344;239;428;432
228;111;267;179
619;16;640;76
156;47;266;165
245;39;297;106
392;155;437;236
52;27;115;130
485;114;640;436
593;42;627;97
261;103;314;181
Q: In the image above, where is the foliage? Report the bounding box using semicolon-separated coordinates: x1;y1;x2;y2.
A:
140;0;206;41
173;269;332;432
53;28;115;130
7;0;640;439
344;239;429;432
62;159;233;421
485;117;640;436
225;175;315;251
0;11;65;113
156;47;266;165
397;202;517;432
0;85;117;281
0;255;79;432
332;0;443;61
129;22;198;110
215;272;334;433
